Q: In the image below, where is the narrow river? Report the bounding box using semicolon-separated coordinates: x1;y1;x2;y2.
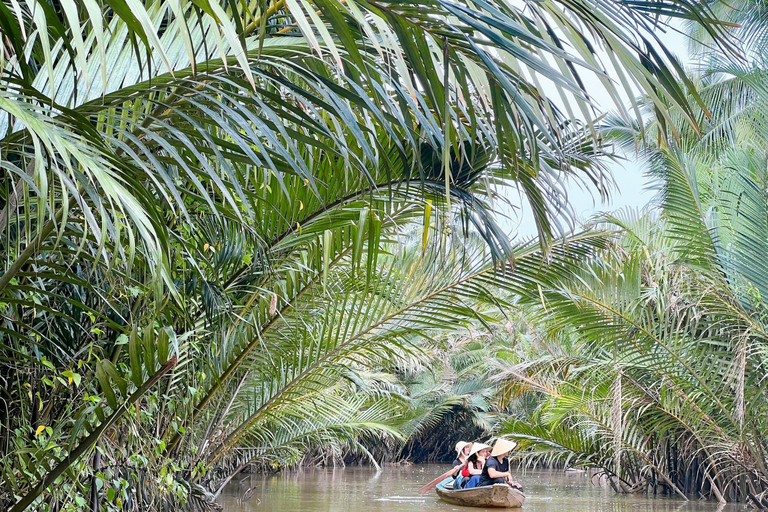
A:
217;466;746;511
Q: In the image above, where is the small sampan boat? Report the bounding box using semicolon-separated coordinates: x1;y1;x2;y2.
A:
435;482;526;508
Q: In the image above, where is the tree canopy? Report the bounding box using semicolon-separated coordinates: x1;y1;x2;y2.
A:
0;0;746;510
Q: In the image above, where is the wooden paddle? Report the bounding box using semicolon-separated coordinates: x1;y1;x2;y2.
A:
417;463;464;494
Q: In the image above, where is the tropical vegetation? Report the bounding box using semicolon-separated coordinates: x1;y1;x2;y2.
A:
0;0;750;509
496;8;768;505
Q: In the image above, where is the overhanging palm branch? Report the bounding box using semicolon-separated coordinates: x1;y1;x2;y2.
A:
494;200;768;501
0;0;741;509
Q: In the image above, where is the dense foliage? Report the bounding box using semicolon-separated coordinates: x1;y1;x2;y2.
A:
497;9;768;504
0;0;740;510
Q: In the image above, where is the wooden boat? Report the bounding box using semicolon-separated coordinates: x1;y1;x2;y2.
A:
435;482;525;508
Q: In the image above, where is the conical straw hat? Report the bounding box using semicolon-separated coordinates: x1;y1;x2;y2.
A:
469;443;490;457
455;441;471;455
490;439;517;457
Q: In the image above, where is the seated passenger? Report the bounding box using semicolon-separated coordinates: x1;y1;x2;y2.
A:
462;443;490;489
452;441;472;488
477;439;523;490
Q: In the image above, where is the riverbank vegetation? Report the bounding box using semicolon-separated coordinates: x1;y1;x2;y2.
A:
498;8;768;504
0;0;762;510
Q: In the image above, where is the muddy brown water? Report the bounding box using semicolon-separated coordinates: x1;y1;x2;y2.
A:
217;465;746;511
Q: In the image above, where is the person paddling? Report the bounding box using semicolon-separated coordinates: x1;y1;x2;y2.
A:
452;441;472;487
477;439;522;490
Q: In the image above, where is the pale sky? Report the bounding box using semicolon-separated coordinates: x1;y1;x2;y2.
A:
505;157;656;241
505;21;691;240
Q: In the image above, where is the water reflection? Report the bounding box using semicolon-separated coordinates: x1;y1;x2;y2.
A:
217;466;747;512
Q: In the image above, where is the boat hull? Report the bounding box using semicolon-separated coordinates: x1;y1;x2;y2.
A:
435;483;525;508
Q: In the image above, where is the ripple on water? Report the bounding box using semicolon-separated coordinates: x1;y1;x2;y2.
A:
217;466;748;512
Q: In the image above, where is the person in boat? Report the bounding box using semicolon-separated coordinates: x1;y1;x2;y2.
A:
461;443;491;489
452;441;472;488
477;439;523;490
